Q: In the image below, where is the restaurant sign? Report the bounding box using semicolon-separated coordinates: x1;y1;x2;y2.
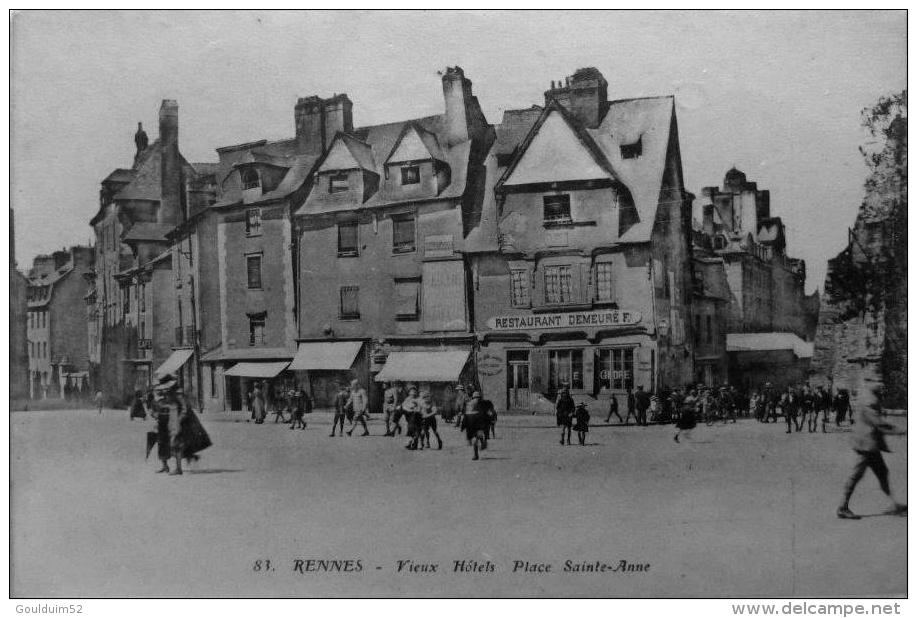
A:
486;309;641;331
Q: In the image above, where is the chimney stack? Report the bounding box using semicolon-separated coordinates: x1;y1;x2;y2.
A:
295;94;353;155
543;67;608;128
442;66;475;146
158;100;183;225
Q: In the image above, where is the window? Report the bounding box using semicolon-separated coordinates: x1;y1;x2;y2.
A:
29;341;33;357
400;165;420;185
43;342;47;358
620;136;642;159
339;286;360;320
394;279;420;320
596;348;635;391
706;315;713;345
140;283;146;312
392;215;416;254
329;172;349;193
595;262;613;302
543;194;572;225
337;222;359;257
510;269;530;308
248;314;266;346
544;265;573;304
548;349;584;391
241;168;260;190
246;254;263;289
245;208;262;237
695;314;702;345
122;286;130;316
210;367;217;398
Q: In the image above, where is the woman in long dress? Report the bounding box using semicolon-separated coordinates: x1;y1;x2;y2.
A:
252;383;266;424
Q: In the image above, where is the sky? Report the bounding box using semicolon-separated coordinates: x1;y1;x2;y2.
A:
9;10;907;293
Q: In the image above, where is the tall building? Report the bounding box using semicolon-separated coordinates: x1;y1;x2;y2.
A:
693;168;817;389
467;67;696;412
26;246;94;399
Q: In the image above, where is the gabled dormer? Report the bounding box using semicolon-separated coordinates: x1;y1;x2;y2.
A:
310;133;379;206
233;160;290;204
383;123;451;199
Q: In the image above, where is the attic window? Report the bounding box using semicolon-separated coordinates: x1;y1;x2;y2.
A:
241;168;260;190
543;194;572;225
620;137;642;159
329;172;349;194
400;165;420;185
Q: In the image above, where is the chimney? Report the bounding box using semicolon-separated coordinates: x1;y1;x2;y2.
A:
322;94;353;149
134;122;149;165
442;66;474;146
52;250;70;270
703;204;715;236
158;100;182;225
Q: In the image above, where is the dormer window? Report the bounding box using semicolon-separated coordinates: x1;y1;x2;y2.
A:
620;137;642;159
329;172;349;194
241;168;260;190
400;165;420;185
543;194;572;225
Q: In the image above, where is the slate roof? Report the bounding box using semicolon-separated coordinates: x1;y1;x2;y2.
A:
121;222;174;243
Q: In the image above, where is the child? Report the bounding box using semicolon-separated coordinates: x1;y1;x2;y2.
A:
573;402;590;446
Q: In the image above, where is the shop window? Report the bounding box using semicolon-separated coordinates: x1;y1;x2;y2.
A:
392;215;416;254
510;269;530;308
595;262;613;302
329;172;349;194
596;348;635;391
400;165;420;185
249;314;266;346
339;286;360;320
241;168;261;191
543;194;572;225
246;254;262;289
544;265;573;304
549;349;583;391
245;208;262;237
394;278;420;320
337;221;359;257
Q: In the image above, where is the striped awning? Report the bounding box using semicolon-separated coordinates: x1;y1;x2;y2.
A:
224;361;290;378
374;351;469;383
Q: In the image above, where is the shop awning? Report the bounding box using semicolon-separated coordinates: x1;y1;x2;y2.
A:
154;349;194;378
224;361;290;378
288;341;363;371
375;351;469;383
726;333;814;358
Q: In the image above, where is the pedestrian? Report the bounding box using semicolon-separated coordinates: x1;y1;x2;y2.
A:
289;384;309;430
461;391;490;461
837;399;907;519
416;391;443;450
674;390;697;443
635;385;651;426
382;382;399;436
151;386;173;474
814;385;830;433
763;382;779;423
556;387;575;445
605;393;623;424
834;389;853;426
623;387;637;425
95;390;103;415
330;382;350;437
252;382;266;424
453;384;469;428
129;390;147;421
573;401;590;446
346;379;369;437
389;382;406;436
801;384;816;433
401;386;421;449
782;388;798;433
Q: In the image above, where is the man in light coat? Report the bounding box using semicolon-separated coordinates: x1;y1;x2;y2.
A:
346;379;370;437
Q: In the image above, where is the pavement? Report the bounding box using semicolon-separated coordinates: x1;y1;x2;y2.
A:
9;408;907;598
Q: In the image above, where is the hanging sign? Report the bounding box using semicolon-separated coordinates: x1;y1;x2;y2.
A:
486;309;641;331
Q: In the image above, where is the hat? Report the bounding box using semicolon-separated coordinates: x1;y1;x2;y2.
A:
456;385;465;391
472;391;481;398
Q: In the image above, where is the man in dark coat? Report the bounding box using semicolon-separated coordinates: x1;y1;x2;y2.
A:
556;387;575;445
837;401;906;519
635;385;651;426
330;382;349;437
605;394;624;424
461;391;490;461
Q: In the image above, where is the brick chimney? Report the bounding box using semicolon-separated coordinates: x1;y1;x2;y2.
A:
442;66;475;146
158;100;182;225
296;94;353;155
544;67;608;128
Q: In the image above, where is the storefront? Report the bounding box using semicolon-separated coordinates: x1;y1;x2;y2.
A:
223;361;293;412
726;332;813;391
477;308;659;413
288;340;367;407
374;349;473;410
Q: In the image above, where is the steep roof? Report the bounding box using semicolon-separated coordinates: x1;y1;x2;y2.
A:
121;222;174;243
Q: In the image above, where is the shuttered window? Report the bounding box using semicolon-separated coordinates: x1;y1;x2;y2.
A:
339;286;360;320
246;255;262;289
337;222;358;257
394;279;420;320
392;215;416;253
544;265;573;304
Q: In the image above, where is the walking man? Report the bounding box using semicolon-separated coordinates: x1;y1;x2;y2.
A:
605;394;624;424
382;382;399;436
837;400;907;519
346;379;370;436
635;385;651;426
95;390;104;415
330;382;349;437
462;391;490;461
623;387;637;425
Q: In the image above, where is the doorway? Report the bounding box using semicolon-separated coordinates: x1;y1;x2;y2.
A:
506;350;530;411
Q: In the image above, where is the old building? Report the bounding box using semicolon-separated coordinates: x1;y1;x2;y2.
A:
26;246;94;399
693;168;816;389
10;209;30;401
292;67;492;407
88;101;217;404
690;248;730;386
466;68;696;413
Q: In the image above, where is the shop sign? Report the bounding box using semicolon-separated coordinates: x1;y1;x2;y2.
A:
599;370;632;380
137;339;152;350
486;309;641;331
478;353;503;376
424;234;454;258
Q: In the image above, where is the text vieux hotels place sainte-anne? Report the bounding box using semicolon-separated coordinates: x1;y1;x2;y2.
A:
485;309;642;331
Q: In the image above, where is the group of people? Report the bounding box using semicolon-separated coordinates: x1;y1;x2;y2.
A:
749;383;854;434
134;374;212;476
